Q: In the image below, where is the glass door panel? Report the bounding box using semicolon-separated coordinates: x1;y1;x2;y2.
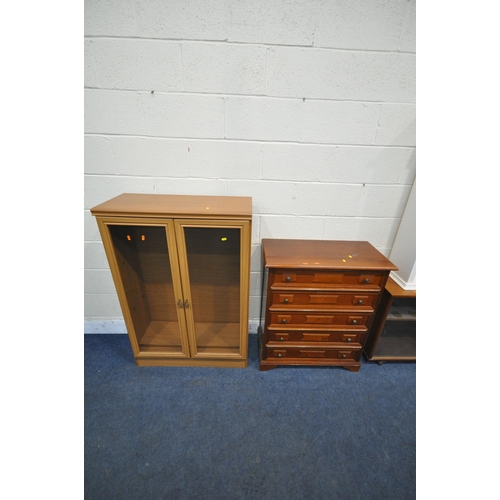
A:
107;224;188;356
182;226;241;355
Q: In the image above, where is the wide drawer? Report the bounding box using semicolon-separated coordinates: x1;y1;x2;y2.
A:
269;312;371;328
267;346;361;360
271;270;384;290
267;330;365;344
270;291;378;311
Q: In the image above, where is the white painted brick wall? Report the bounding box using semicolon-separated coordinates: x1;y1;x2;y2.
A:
333;146;413;184
183;140;262;179
84;40;98;88
84;89;145;135
262;144;336;182
142;93;224;138
375;104;416;146
293;183;363;217
182;43;267;95
85;0;137;37
225;0;320;46
314;0;414;51
84;0;416;331
84;136;115;174
348;53;416;103
226;180;296;215
225;96;303;141
266;47;352;99
110;137;189;177
357;184;413;218
259;216;326;240
300;101;381;144
135;0;226;40
91;39;183;91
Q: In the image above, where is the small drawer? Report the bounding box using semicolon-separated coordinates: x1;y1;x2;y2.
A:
347;316;364;326
269;313;371;327
267;331;365;344
267;347;360;360
274;293;296;305
279;273;297;283
301;333;333;342
270;292;377;310
272;333;290;342
271;349;287;358
271;270;383;289
341;333;362;343
352;295;371;306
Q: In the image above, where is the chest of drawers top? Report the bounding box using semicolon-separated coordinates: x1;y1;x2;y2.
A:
262;239;397;272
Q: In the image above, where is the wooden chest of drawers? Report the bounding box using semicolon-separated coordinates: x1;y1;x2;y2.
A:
258;239;397;372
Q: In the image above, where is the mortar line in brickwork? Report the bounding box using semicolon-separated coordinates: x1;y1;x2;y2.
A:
83;132;415;149
264;48;270;95
83;35;416;55
179;43;185;91
137;94;148;136
259;149;264;180
108;137;118;175
398;149;415;184
131;0;139;34
297;98;305;142
345;53;355;100
221;98;225;138
84;87;415;107
84;173;413;191
372;105;384;145
397;0;414;52
88;41;100;88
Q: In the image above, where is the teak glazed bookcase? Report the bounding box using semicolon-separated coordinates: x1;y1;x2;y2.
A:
91;193;252;368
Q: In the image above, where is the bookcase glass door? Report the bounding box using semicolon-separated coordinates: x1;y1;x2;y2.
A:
182;226;241;356
107;223;188;357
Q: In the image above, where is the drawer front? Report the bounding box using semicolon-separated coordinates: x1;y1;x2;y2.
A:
268;347;360;360
272;270;383;289
267;331;365;344
270;313;371;327
270;291;377;310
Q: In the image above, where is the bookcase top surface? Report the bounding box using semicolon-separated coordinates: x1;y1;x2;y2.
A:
262;239;397;271
90;193;252;218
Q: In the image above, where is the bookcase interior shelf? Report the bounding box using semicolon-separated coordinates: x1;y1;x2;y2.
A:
364;277;416;363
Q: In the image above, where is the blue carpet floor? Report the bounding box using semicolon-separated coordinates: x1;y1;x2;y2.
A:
84;334;415;500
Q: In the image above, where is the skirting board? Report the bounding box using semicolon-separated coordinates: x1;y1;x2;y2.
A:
390;270;416;291
84;320;261;335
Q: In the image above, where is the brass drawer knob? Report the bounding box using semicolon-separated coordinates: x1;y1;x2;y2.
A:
278;353;282;358
358;300;363;304
352;319;357;324
285;276;291;282
342;354;347;358
284;298;289;303
282;319;287;323
347;337;352;342
280;337;284;341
